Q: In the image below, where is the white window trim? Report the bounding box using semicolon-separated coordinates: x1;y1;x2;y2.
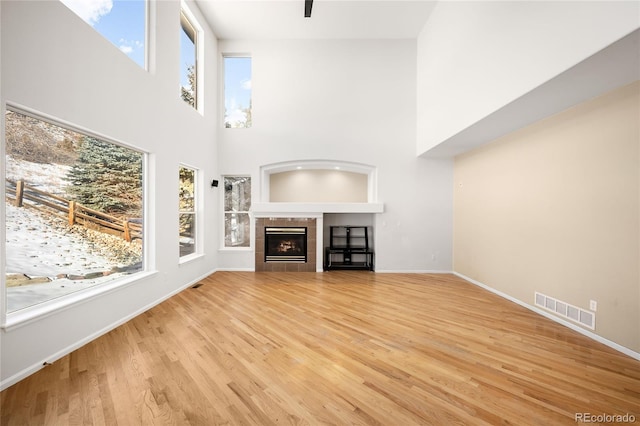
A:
221;175;252;250
61;0;149;71
180;1;204;114
2;271;158;331
2;103;152;328
178;163;202;263
221;53;252;129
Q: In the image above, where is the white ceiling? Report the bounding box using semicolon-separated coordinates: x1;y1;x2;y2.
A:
195;0;437;40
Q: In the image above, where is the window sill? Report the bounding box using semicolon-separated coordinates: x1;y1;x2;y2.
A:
219;247;252;252
2;271;157;331
179;253;205;265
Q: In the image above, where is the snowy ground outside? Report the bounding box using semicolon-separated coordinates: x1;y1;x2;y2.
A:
7;274;128;314
6;155;70;195
5;157;142;313
6;203;142;312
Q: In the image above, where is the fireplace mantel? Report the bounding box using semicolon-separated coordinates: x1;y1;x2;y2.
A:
252;202;384;216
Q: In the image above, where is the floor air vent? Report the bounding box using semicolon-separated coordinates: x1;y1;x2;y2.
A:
534;292;595;330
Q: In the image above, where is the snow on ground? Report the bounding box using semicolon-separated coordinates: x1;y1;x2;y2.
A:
5;203;138;312
5;158;142;312
5;155;70;195
7;275;128;314
6;203;117;277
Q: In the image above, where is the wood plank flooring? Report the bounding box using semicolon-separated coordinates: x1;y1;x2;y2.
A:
1;272;639;425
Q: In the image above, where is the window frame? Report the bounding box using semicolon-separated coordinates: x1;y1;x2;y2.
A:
60;0;149;70
222;175;252;250
1;103;152;329
180;3;202;111
222;54;252;129
178;164;201;262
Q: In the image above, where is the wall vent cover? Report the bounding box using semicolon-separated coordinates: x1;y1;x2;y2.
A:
534;292;595;330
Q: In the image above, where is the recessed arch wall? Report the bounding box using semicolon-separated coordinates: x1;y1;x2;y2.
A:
260;160;378;203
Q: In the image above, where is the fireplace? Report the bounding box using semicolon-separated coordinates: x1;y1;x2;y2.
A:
256;218;316;272
265;227;307;262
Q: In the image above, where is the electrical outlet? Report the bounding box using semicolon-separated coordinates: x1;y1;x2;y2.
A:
589;300;597;311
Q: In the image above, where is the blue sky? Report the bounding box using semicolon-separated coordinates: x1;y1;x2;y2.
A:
63;0;194;94
61;0;252;122
180;24;195;89
224;57;252;126
61;0;146;68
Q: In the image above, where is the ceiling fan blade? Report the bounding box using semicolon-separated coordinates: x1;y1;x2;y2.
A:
304;0;313;17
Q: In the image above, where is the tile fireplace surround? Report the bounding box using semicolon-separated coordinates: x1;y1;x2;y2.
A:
255;217;317;272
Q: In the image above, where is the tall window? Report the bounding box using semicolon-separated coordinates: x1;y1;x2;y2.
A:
224;176;251;247
5;108;145;313
180;7;198;109
61;0;146;69
179;166;197;258
224;56;252;128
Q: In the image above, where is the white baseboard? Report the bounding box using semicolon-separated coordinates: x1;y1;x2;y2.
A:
216;267;255;272
0;268;218;391
375;269;454;274
217;269;455;274
453;271;640;362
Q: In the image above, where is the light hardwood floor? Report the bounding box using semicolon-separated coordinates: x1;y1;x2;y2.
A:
1;272;639;425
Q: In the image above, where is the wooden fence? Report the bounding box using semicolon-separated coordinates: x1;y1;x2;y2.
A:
6;179;142;242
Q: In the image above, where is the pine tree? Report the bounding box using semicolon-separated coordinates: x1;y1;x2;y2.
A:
65;136;143;217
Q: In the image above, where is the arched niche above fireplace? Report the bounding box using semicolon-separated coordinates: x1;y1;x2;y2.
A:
259;160;378;204
270;169;368;202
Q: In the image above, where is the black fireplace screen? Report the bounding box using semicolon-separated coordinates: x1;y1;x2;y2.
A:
265;227;307;262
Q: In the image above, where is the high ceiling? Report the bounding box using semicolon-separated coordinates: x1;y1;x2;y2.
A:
193;1;640;158
195;0;437;40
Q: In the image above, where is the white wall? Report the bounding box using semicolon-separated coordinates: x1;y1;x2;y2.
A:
217;39;453;272
1;0;219;389
416;1;640;156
